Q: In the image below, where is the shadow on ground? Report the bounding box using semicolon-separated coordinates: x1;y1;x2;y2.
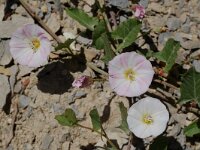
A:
37;51;87;94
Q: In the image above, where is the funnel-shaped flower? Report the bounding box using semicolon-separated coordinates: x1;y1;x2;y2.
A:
127;97;169;138
108;52;154;97
9;24;51;68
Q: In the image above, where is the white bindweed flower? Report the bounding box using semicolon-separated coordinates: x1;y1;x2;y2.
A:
108;52;154;97
127;97;169;138
9;24;52;68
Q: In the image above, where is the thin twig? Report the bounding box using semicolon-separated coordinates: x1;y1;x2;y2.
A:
154;79;178;90
4;96;19;148
87;62;108;77
18;0;62;43
109;11;117;30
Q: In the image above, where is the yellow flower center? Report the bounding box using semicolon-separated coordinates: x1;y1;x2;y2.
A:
124;68;135;81
142;114;154;125
32;38;40;50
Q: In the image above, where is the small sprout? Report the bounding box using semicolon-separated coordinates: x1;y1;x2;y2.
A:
131;4;145;20
72;75;93;88
108;52;154;97
127;97;169;138
9;24;52;68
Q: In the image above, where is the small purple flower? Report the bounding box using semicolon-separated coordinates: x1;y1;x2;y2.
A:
9;24;52;68
132;4;145;20
72;75;93;88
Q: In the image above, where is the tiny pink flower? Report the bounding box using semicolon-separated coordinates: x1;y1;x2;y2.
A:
9;24;52;68
72;75;93;88
108;52;154;97
132;4;145;20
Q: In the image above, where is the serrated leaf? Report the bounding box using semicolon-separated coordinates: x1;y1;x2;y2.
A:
149;136;168;150
89;108;101;131
111;19;141;52
184;120;200;137
55;108;77;127
179;67;200;106
66;8;99;31
154;38;180;73
95;32;115;63
118;102;129;134
55;39;74;51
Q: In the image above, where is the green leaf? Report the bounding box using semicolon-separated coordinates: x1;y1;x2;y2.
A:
89;108;101;131
65;8;99;31
55;39;74;51
154;38;180;73
184;120;200;137
111;19;141;52
92;20;107;46
55;108;77;127
95;32;115;63
118;102;129;134
179;67;200;106
149;136;168;150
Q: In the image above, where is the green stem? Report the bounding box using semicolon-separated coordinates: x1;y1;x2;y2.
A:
76;123;119;150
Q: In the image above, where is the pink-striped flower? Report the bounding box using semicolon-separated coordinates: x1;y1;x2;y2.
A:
72;75;93;88
108;52;154;97
9;24;52;68
132;4;145;20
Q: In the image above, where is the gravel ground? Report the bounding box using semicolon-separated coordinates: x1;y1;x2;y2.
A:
1;0;200;149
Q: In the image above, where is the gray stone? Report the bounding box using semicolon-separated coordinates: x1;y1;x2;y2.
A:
181;40;200;50
14;81;22;93
0;40;13;66
108;0;129;9
158;32;173;45
59;133;71;143
23;106;33;118
74;90;87;99
0;15;34;38
76;36;92;45
46;13;60;33
9;65;18;94
53;103;64;113
0;74;10;109
23;143;33;150
17;65;34;79
40;134;54;150
167;17;181;31
181;24;190;33
139;0;149;8
19;95;31;109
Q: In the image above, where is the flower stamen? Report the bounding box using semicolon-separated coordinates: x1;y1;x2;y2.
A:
124;68;135;81
31;38;40;50
143;114;153;125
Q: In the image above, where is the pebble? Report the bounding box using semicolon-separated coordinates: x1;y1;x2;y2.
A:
158;32;173;45
23;143;33;150
53;103;64;114
47;13;60;33
0;74;10;109
17;65;34;79
40;134;54;150
181;40;200;50
0;40;13;66
167;17;181;31
148;3;166;13
0;15;34;38
62;141;70;149
108;0;129;9
139;0;149;8
19;95;31;109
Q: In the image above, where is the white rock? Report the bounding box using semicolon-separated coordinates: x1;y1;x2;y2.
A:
0;40;13;66
47;13;60;33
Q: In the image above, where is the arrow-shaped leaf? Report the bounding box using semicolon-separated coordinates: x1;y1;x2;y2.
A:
184;120;200;137
66;8;99;31
179;67;200;106
118;102;129;134
112;19;141;52
154;38;180;73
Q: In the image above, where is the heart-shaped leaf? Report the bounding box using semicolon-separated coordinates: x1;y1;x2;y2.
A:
179;67;200;106
184;120;200;137
89;108;101;131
